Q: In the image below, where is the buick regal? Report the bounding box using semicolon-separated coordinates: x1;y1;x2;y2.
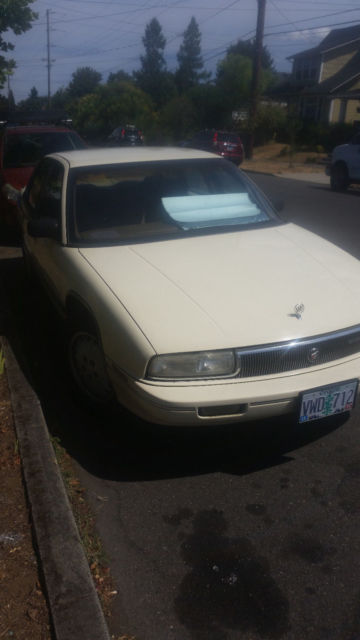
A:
19;147;360;426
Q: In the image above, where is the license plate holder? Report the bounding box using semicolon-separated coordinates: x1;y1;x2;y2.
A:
299;379;358;423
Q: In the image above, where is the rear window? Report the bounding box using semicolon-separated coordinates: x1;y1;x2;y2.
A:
216;133;241;143
3;130;86;168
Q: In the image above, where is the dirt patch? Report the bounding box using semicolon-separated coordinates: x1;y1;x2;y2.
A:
0;370;53;640
241;142;327;175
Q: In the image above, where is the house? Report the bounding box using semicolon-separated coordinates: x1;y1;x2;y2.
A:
284;25;360;125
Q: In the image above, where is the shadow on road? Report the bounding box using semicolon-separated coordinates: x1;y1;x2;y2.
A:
0;251;350;484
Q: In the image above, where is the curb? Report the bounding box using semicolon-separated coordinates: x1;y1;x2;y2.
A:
2;337;111;640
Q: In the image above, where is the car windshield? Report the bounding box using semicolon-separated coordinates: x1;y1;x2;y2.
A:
4;131;86;168
69;158;280;245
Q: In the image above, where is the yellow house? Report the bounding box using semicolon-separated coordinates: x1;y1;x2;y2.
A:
287;25;360;125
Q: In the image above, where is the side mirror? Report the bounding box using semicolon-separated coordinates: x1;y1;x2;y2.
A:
27;217;60;240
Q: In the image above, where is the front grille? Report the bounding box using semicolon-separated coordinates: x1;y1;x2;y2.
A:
236;325;360;378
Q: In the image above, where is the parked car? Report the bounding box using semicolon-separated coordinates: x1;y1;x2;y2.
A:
19;146;360;427
184;130;244;165
0;111;86;226
107;124;144;146
327;131;360;191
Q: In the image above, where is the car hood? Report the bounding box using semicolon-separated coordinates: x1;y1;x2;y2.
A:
79;223;360;353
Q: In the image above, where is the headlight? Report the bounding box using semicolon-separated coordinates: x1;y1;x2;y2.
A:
147;350;238;380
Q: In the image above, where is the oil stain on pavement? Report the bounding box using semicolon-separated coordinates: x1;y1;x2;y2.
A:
172;509;289;639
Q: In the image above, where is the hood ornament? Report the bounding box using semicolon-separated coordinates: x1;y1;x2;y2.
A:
289;303;305;320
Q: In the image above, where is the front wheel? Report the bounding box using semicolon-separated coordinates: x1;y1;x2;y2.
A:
68;329;114;404
330;163;349;191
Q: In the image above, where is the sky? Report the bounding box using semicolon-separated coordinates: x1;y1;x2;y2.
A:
3;0;360;103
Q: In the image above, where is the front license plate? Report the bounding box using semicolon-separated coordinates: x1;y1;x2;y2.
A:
299;379;358;423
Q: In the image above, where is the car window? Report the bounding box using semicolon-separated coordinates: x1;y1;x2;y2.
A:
3;131;85;168
27;159;64;220
68;159;279;245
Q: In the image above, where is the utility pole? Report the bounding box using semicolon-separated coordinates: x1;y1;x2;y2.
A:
46;9;54;109
247;0;266;159
46;9;52;109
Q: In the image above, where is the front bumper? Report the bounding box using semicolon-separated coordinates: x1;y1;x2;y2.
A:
107;355;360;426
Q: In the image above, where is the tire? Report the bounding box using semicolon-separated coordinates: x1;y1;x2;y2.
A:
68;328;115;405
330;163;349;192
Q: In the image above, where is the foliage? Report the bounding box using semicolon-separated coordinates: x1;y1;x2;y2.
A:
69;81;153;142
134;18;175;107
108;70;132;84
17;85;47;110
239;102;287;146
216;54;253;113
186;83;227;130
0;0;38;88
51;86;70;111
227;39;275;71
175;16;209;93
68;66;102;99
0;92;7;109
158;96;197;142
291;121;356;152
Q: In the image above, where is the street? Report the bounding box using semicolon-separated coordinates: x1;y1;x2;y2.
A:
2;173;360;640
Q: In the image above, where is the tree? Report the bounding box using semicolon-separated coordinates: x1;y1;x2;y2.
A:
68;66;102;99
188;83;226;129
216;53;274;116
175;17;209;93
134;18;175;107
0;0;38;89
17;86;47;111
51;87;70;110
216;54;253;111
108;70;132;84
227;39;275;72
159;96;197;142
69;81;153;141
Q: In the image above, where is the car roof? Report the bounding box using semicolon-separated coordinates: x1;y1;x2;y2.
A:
48;146;219;168
3;125;75;135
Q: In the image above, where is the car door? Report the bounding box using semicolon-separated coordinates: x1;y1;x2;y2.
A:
22;158;69;310
347;133;360;179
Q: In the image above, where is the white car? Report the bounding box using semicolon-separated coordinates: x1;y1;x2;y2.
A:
327;131;360;191
19;147;360;426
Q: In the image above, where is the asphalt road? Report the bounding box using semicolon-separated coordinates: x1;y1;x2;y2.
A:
3;174;360;640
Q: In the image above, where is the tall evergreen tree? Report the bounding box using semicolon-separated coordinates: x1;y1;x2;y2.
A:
139;18;166;77
134;18;175;107
175;16;209;93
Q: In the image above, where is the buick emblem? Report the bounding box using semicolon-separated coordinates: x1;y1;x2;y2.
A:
308;347;320;363
294;303;305;320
